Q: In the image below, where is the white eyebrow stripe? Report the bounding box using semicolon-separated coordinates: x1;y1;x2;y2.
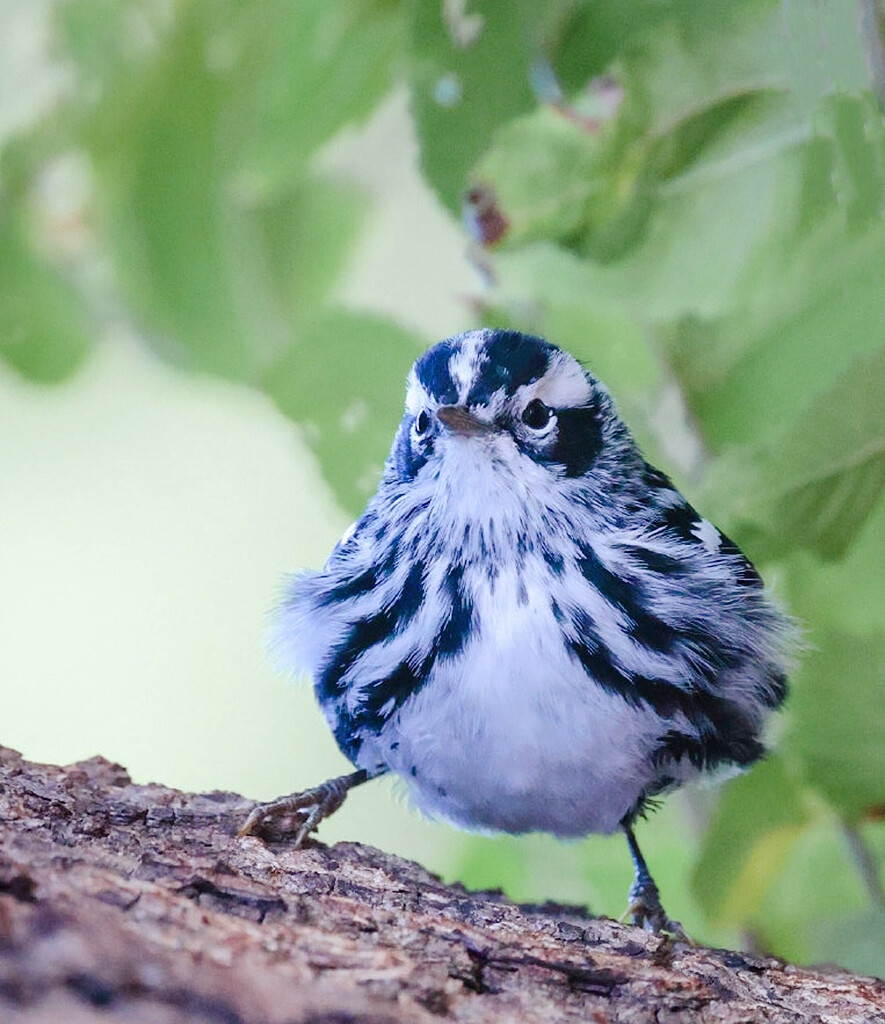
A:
519;351;593;409
404;371;435;415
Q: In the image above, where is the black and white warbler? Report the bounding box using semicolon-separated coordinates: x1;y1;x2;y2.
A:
242;329;794;935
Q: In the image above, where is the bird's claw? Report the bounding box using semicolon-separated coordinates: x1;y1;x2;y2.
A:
239;777;351;845
621;879;691;942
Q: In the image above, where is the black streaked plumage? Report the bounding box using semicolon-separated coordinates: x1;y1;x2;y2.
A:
245;328;796;938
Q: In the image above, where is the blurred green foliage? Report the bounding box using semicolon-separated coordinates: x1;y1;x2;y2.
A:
3;0;885;976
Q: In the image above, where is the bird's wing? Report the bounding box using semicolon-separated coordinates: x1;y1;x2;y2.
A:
639;463;762;588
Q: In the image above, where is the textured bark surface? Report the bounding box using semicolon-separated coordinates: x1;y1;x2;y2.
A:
1;745;883;1023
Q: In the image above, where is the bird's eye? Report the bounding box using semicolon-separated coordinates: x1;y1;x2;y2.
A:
521;399;552;430
415;410;430;435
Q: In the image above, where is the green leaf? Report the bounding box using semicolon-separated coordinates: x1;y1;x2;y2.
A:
605;101;804;322
409;0;540;211
474;2;814;275
757;819;881;968
0;217;92;383
667;213;885;456
230;0;405;200
813;906;885;979
556;0;867;138
564;1;823;270
483;92;859;336
661;93;885;450
471;105;609;247
55;0;171;99
783;497;885;639
262;309;423;516
785;631;885;818
85;1;368;382
780;0;870;106
830;91;885;225
625;4;791;141
247;176;366;336
550;0;667;95
60;0;403;197
85;6;254;379
691;757;808;925
720;344;885;561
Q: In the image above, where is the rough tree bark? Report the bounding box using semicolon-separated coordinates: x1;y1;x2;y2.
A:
1;745;883;1023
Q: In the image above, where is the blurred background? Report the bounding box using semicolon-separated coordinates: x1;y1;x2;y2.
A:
2;0;885;976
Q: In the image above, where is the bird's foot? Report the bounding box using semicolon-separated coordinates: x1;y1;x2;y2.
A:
621;877;691;942
239;774;356;845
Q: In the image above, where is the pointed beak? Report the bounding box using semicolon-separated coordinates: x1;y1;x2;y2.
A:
436;405;497;437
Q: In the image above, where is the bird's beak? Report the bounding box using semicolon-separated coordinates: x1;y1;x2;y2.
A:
436;405;497;437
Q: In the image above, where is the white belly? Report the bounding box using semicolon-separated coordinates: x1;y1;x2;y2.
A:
355;565;693;837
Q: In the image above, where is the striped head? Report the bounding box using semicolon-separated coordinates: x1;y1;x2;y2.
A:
388;329;637;498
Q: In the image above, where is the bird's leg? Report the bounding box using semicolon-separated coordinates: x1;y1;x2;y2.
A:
239;769;374;845
621;822;690;941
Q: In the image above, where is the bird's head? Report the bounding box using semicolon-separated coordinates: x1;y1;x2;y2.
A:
387;330;636;508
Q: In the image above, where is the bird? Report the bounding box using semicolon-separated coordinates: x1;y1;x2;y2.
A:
241;328;795;935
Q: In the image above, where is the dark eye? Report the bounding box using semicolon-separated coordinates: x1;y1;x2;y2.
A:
521;399;552;430
415;410;430;435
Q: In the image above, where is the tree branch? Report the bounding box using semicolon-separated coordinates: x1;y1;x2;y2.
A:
1;745;882;1023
